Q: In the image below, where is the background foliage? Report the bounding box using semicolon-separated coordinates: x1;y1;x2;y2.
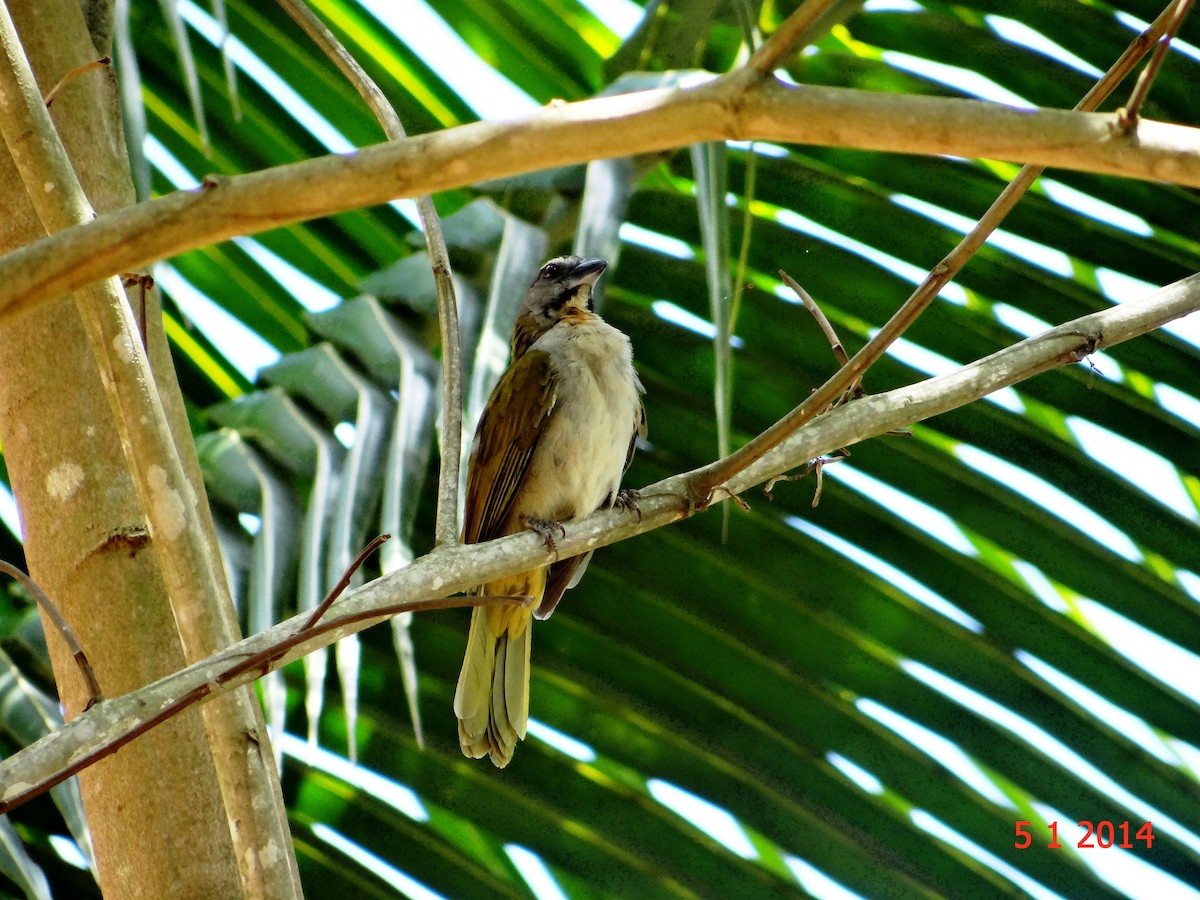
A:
2;0;1200;897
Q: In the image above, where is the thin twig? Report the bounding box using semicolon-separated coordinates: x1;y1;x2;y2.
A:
276;0;462;548
730;154;756;339
780;270;850;368
686;6;1175;508
764;452;846;506
0;561;102;706
43;56;109;107
708;486;751;512
120;273;154;349
431;256;463;546
302;534;390;630
1117;0;1193;132
745;0;846;76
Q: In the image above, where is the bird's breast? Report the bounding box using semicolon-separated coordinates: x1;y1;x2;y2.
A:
516;318;642;522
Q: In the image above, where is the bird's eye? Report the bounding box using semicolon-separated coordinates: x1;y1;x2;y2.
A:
541;263;561;279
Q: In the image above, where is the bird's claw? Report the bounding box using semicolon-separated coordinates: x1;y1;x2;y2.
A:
613;488;643;521
521;516;566;555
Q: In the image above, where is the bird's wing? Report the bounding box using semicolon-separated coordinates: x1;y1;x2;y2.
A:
536;554;588;621
624;401;647;474
463;349;557;544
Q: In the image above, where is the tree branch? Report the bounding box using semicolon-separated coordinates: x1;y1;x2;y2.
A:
0;75;1196;325
2;270;1197;814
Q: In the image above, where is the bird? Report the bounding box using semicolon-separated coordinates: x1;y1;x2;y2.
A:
453;255;646;767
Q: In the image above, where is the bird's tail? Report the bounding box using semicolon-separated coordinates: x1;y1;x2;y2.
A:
454;571;542;767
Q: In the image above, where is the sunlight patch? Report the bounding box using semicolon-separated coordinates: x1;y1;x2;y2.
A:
819;465;978;557
784;854;869;900
857;699;1010;807
775;208;968;304
1032;803;1200;900
986;17;1103;77
1067;417;1195;521
826;752;884;795
726;140;790;158
359;0;537;119
281;732;429;822
1011;561;1070;613
992;302;1050;338
1173;740;1200;778
788;516;982;631
911;810;1065;900
620;223;695;259
1116;12;1200;63
312;824;447;899
232;238;341;313
955;445;1142;562
882;51;1034;108
1039;180;1152;236
903;661;1200;855
526;719;597;762
155;264;281;380
143;135;199;190
574;0;642;39
180;1;353;152
1016;651;1177;765
48;835;89;870
647;779;758;859
1095;268;1157;305
0;482;21;540
177;0;423;225
651;301;744;347
505;845;568;900
1078;601;1200;705
1178;570;1200;604
881;335;1023;412
1154;383;1200;430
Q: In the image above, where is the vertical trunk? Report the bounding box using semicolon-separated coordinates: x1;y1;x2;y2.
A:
0;2;299;896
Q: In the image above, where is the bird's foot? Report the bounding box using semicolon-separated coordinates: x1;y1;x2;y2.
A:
613;488;643;522
521;516;567;556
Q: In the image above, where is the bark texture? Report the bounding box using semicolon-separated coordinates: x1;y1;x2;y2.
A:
0;3;283;896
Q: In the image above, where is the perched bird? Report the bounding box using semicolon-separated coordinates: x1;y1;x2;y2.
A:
454;255;646;767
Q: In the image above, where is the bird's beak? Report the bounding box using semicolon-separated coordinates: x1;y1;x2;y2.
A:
567;258;608;289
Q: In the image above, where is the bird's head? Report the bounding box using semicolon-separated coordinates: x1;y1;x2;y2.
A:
523;255;608;325
511;255;608;357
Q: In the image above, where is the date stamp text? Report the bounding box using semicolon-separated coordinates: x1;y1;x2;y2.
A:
1014;821;1154;850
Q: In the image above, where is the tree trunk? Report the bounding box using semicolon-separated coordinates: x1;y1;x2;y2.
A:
0;2;299;896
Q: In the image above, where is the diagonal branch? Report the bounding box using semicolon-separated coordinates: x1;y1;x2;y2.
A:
2;269;1198;815
1118;0;1194;131
744;0;845;76
685;4;1175;505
